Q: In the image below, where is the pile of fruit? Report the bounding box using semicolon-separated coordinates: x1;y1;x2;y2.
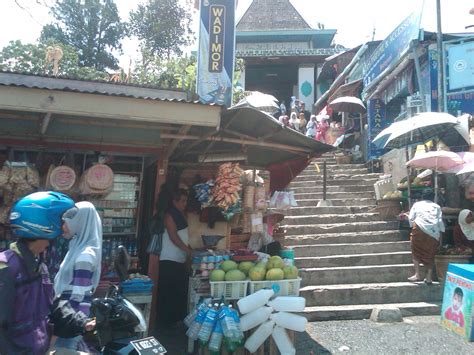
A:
382;190;403;199
397;177;431;189
210;255;298;282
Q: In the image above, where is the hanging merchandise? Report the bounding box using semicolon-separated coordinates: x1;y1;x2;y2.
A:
243;185;255;211
251;212;264;233
193;180;215;208
254;185;267;211
47;165;76;192
272;326;296;355
244;320;275;353
79;163;114;195
270;311;308;332
212;163;244;218
270;191;298;210
0;162;39;224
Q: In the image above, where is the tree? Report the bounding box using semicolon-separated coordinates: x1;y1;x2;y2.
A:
0;40;109;80
129;0;194;62
40;0;127;70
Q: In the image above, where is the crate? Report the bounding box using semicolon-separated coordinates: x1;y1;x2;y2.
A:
210;280;249;300
249;278;301;296
374;178;395;201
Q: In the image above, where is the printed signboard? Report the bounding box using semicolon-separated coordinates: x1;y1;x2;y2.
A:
446;40;474;92
362;6;423;96
197;0;236;107
367;99;388;160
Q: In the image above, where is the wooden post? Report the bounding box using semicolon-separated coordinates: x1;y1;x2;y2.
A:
323;160;327;201
147;157;168;333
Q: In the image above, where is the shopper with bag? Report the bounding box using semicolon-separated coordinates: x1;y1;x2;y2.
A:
52;201;102;352
0;192;75;354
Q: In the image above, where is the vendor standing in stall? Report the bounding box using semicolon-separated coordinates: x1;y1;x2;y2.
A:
157;188;193;327
407;191;445;284
453;209;474;256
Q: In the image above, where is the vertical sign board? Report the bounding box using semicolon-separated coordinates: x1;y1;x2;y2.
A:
197;0;236;107
367;99;388;160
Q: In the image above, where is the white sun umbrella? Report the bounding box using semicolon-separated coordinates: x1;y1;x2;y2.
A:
234;91;279;115
371;120;407;149
384;112;459;149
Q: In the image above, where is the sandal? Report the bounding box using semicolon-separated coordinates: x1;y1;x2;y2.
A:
408;275;422;282
424;278;433;285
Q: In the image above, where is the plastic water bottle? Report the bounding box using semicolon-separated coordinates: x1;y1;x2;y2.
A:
237;289;274;314
208;317;223;352
229;305;244;342
198;303;219;344
272;326;296;355
240;306;273;331
270;311;308;332
184;298;212;327
244;320;275;353
267;297;306;312
186;303;210;340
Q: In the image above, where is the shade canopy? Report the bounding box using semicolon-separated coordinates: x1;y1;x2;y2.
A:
233;92;280;115
328;96;366;114
406;150;464;172
384;112;460;149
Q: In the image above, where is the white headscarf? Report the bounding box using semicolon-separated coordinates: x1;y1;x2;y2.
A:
54;201;102;295
459;209;474;241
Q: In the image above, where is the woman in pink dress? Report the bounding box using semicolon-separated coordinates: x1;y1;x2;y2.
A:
315;115;330;143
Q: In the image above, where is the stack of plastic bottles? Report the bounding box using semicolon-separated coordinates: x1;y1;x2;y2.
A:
237;289;307;354
185;298;244;354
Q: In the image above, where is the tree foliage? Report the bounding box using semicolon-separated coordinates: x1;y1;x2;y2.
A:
40;0;127;70
0;40;109;80
129;0;194;61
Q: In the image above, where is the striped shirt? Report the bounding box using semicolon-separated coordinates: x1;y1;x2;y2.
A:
60;252;96;315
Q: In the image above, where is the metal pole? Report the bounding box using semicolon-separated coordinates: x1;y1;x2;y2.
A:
323;160;327;201
406;147;412;209
436;0;445;112
412;43;426;112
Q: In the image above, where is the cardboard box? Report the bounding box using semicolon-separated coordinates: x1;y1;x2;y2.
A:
440;264;474;341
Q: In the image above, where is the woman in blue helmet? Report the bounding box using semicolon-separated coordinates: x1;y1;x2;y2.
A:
0;191;76;354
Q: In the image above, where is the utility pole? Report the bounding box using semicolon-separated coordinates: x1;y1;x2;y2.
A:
436;0;445;112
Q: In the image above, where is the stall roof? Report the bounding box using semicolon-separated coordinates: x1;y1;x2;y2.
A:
0;72;222;155
169;107;334;168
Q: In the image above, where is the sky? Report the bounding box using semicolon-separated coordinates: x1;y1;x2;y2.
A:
0;0;473;70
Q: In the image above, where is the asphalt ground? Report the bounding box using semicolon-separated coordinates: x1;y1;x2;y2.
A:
154;315;474;354
296;316;474;355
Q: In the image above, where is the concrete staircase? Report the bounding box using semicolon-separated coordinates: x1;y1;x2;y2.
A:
284;155;443;321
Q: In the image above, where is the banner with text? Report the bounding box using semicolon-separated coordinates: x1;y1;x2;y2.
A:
197;0;236;107
367;99;388;160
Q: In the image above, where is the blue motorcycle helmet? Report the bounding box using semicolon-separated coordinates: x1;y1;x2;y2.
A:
9;191;75;240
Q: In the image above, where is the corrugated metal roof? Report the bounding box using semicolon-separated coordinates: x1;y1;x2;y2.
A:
0;71;212;105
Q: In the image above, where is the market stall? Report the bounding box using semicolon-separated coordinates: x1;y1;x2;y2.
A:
158;106;334;353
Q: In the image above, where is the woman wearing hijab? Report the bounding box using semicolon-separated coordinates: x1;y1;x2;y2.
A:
407;191;445;284
453;209;474;253
289;112;299;131
53;201;102;351
306;115;317;138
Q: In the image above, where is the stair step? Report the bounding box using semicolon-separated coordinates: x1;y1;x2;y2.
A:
285;206;374;216
293;240;410;257
300;282;443;307
285;221;399;235
305;163;367;171
294;173;381;182
299;168;369;176
295;198;376;207
295;251;412;268
289;178;378;187
299;263;419;286
285;230;404;245
302;302;441;321
290;185;375;194
284;213;381;225
294;191;375;200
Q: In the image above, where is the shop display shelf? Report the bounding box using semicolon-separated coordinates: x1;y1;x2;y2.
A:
249;277;301;296
210;280;249;300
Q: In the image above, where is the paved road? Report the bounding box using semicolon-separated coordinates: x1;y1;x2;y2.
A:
296;316;474;354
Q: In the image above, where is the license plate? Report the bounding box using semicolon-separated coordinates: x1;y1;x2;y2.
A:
130;336;167;354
